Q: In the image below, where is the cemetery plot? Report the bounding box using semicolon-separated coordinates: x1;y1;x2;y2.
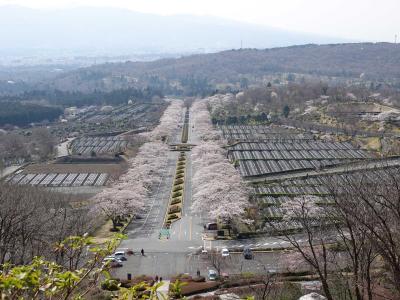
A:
38;173;57;186
6;172;109;187
252;176;334;229
219;125;314;140
226;139;370;178
70;136;129;155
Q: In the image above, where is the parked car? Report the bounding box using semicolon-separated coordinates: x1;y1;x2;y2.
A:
243;247;253;260
221;248;230;257
102;256;123;268
208;269;218;281
206;222;218;230
114;251;127;261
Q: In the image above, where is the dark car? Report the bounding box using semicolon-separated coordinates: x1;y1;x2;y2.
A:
243;247;253;260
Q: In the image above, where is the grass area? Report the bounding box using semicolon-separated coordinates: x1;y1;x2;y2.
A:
92;217;132;244
92;219;114;244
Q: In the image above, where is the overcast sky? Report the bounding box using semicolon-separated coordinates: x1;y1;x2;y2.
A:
0;0;399;42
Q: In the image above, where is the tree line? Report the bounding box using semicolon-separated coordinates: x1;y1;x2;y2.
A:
1;87;164;108
0;101;63;126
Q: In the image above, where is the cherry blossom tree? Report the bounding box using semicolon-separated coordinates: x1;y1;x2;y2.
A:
92;183;146;230
144;99;184;141
190;99;250;228
191;100;222;141
93;99;183;227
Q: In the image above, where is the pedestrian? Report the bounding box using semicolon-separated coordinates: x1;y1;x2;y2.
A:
141;248;144;256
155;275;159;282
196;269;200;277
160;277;163;282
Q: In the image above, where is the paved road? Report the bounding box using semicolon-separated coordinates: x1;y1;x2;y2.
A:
113;251;284;279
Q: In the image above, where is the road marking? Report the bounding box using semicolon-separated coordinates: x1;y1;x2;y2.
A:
272;242;278;245
189;217;192;241
256;243;261;247
238;244;244;247
263;242;270;246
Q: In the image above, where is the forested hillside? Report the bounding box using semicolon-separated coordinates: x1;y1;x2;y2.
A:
47;43;400;93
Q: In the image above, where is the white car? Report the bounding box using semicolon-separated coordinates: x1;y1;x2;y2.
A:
114;251;127;261
221;248;230;257
102;256;123;268
208;269;218;281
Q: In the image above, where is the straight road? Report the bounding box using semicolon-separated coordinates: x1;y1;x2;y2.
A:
114;251;284;279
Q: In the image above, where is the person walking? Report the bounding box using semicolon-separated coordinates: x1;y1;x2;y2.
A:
196;269;200;277
155;275;159;282
141;249;144;256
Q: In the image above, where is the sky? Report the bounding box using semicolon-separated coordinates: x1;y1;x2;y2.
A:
0;0;399;42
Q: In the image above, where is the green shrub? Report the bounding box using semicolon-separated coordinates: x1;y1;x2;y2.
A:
173;185;183;192
171;197;182;205
169;205;181;214
101;279;120;291
172;191;182;198
174;178;184;185
168;214;179;220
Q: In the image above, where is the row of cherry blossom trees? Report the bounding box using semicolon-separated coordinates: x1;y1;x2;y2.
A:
190;100;221;141
93;100;183;230
190;98;250;228
144;99;184;141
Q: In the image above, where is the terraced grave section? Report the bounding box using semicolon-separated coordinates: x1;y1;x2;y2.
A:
70;136;129;156
5;172;109;187
226;140;370;178
219;125;314;141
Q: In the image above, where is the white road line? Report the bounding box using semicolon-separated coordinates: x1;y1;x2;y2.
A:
263;242;270;246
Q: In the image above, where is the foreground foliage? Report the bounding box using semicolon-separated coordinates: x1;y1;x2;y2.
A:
0;234;124;299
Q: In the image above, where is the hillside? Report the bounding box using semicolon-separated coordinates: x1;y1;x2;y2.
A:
47;43;400;93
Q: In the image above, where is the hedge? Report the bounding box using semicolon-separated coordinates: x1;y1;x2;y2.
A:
171;197;182;205
169;206;181;214
174;178;184;185
172;191;182;198
168;214;179;220
173;185;183;192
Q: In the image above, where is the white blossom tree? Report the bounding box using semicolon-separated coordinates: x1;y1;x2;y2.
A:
190;98;250;229
143;99;184;142
93;99;184;228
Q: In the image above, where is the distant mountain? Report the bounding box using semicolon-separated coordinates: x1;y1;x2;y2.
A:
46;43;400;93
0;5;349;55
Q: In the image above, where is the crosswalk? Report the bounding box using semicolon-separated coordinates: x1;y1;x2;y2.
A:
186;239;301;251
